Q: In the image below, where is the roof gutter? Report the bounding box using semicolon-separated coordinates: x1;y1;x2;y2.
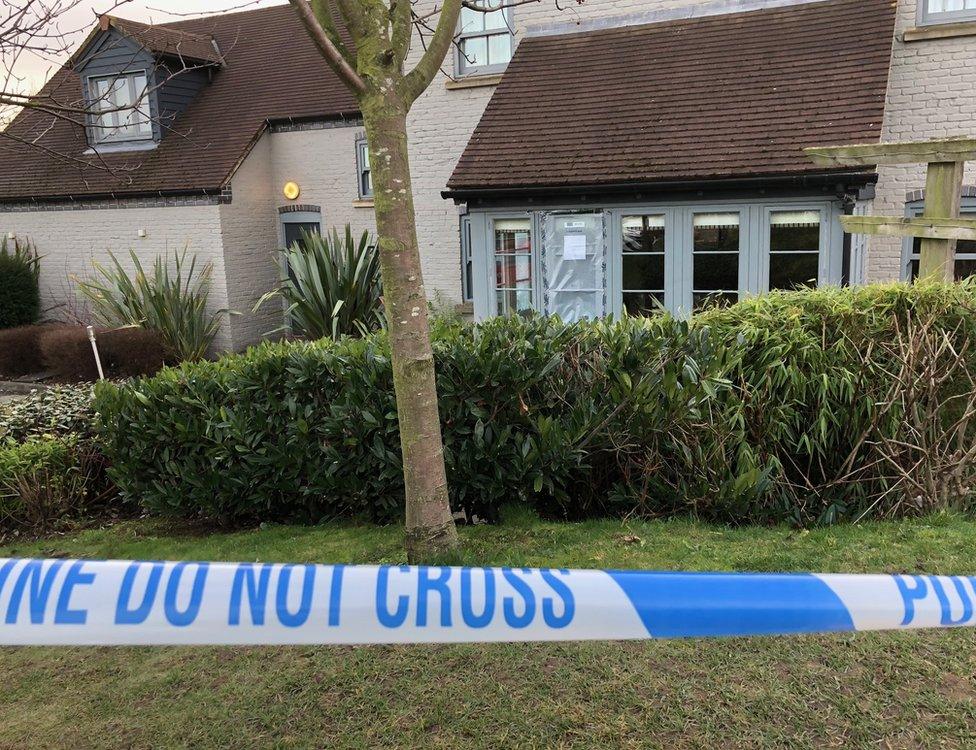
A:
442;171;878;201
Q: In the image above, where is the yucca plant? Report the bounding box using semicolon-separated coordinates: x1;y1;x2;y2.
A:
76;248;225;362
257;225;384;340
0;236;40;280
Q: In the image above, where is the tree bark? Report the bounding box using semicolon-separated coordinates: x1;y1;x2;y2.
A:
361;93;459;562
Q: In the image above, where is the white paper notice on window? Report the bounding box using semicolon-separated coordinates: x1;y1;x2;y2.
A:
563;234;587;260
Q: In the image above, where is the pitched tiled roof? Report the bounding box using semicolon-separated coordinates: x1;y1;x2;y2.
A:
105;17;224;65
0;4;358;201
448;0;898;193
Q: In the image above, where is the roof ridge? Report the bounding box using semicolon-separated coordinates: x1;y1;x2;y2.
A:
526;0;836;39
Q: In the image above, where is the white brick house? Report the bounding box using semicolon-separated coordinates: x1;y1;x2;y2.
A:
1;0;974;349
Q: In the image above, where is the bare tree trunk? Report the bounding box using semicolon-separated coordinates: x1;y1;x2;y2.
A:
362;94;459;562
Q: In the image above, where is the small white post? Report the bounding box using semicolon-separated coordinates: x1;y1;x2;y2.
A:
86;326;105;381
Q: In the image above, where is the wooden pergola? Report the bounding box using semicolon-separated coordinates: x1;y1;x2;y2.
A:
805;137;976;281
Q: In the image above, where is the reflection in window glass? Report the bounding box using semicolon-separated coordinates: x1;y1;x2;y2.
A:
909;213;976;281
924;0;976;22
622;215;665;315
769;210;820;291
693;213;739;310
458;1;514;74
89;71;152;143
494;218;533;316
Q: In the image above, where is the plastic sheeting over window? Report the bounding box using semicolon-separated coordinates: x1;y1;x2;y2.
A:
541;212;607;323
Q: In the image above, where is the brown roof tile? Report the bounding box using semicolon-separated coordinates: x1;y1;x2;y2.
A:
448;0;898;192
0;4;358;201
106;17;224;65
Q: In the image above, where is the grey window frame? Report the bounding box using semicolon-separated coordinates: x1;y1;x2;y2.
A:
460;215;474;302
86;69;154;145
454;3;515;77
487;212;540;316
468;197;842;320
279;209;323;250
901;197;976;279
355;134;373;199
917;0;976;25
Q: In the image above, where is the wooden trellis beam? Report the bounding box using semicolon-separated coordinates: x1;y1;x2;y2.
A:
805;137;976;167
804;138;970;282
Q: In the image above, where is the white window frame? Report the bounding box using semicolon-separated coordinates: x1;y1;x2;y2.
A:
454;2;515;77
918;0;976;25
356;134;373;199
87;70;153;144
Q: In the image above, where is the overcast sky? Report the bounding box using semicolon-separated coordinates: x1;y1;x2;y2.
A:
15;0;286;91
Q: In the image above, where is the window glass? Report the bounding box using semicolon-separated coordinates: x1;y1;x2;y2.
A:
622;215;665;315
494;218;533;315
461;217;473;303
458;1;514;75
357;139;372;198
460;37;488;69
283;222;321;251
769;210;820;291
923;0;976;22
909;230;976;281
693;213;739;310
89;72;152;143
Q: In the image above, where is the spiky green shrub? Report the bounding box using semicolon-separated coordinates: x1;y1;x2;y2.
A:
258;225;384;340
0;237;40;329
76;248;225;362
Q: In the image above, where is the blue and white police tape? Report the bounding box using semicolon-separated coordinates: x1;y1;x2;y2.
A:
0;557;972;645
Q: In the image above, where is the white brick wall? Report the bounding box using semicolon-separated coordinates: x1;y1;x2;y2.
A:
869;0;976;282
0;204;233;350
219;133;279;350
217;125;379;349
269;126;376;238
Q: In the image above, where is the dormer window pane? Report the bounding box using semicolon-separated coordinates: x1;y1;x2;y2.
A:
89;71;152;143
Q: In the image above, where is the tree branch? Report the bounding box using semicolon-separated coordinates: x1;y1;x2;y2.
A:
288;0;367;95
400;0;462;104
390;0;412;70
310;0;358;69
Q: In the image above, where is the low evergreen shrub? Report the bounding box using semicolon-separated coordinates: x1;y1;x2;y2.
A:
0;385;96;443
0;437;117;534
94;283;976;527
0;239;40;330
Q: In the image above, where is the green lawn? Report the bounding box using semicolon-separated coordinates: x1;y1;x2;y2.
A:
2;513;976;749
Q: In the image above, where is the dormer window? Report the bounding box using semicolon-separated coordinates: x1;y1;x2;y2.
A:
88;71;153;143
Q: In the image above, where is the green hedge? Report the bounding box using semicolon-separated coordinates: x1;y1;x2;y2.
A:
94;283;976;526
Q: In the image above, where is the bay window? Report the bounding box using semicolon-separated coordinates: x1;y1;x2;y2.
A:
471;199;840;321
